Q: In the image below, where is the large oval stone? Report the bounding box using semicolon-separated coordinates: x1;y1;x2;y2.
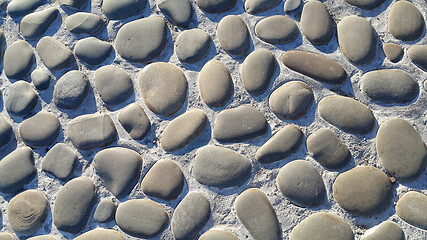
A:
345;0;384;9
95;65;133;105
0;116;13;149
7;0;44;17
65;12;105;34
5;81;38;117
102;0;147;19
158;0;193;28
53;70;89;109
199;230;239;240
217;15;250;55
199;60;233;107
20;7;59;40
19;111;60;148
300;1;334;45
241;49;276;95
196;0;236;13
74;37;113;65
388;1;425;41
269;81;313;119
175;29;211;63
0;147;36;193
4;40;35;79
255;15;299;44
408;45;427;71
36;36;73;70
42;143;77;181
118;103;151;140
396;191;427;229
244;0;281;14
74;229;124;240
360;221;404;240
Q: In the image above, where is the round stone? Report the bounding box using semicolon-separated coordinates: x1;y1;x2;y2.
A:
102;0;147;19
19;111;60;148
255;15;299;44
58;0;87;9
158;0;193;28
300;1;334;45
7;0;44;17
118;103;151;140
345;0;384;9
360;221;404;240
383;43;403;63
36;36;73;70
199;60;233;107
93;199;116;223
31;69;51;91
241;49;276;95
20;7;59;40
388;1;425;41
244;0;281;14
4;40;35;79
95;65;133;105
74;229;124;240
74;37;112;65
196;0;236;13
217;15;250;55
408;45;427;71
175;28;211;63
65;12;105;34
396;191;427;229
42;143;77;181
5;80;38;117
199;230;239;240
53;70;89;109
0;116;12;149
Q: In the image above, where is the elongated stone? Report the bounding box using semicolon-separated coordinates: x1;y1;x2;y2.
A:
5;81;38;117
21;7;58;40
36;36;73;70
388;1;425;41
199;60;233;107
345;0;384;9
65;12;105;34
74;229;124;240
31;69;51;91
4;40;35;79
383;43;403;63
158;0;193;28
300;1;334;45
175;29;211;63
255;15;298;44
408;45;427;71
118;103;151;140
196;0;236;13
19;111;60;148
53;70;89;109
42;143;77;181
269;81;313;119
217;15;250;55
199;230;239;240
95;65;133;105
93;200;116;223
0;30;5;63
74;37;112;65
0;147;36;193
245;0;281;14
7;0;44;17
360;221;404;240
0;116;12;149
241;49;276;95
396;191;427;229
58;0;87;9
102;0;147;19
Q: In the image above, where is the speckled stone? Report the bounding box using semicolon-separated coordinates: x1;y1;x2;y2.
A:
158;0;193;28
255;15;299;44
42;143;77;181
102;0;146;19
269;81;313;119
217;15;250;55
345;0;384;9
300;1;334;45
408;45;427;71
199;230;239;240
284;0;301;12
20;7;58;40
58;0;87;9
388;1;425;41
53;70;89;109
19;111;60;148
396;191;427;229
383;43;403;63
31;69;51;91
0;116;12;149
74;229;124;240
244;0;281;14
0;233;13;240
28;235;58;240
36;36;73;70
199;60;233;107
175;29;211;63
95;65;133;105
7;0;44;17
93;199;116;223
4;40;35;79
196;0;236;13
118;103;151;140
241;49;276;95
0;147;36;193
65;12;105;34
74;37;112;65
360;221;404;240
5;81;38;117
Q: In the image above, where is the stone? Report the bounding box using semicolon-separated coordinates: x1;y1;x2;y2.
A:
396;191;427;229
376;118;426;182
217;15;250;55
8;190;49;235
175;29;211;63
42;143;77;181
172;192;211;240
0;30;5;63
0;116;13;149
255;15;299;44
256;125;303;163
193;146;252;188
318;95;375;134
284;0;301;12
345;0;384;9
118;103;151;140
4;40;35;79
65;12;105;34
28;235;57;240
360;69;419;103
21;7;59;40
53;70;89;109
196;0;236;13
93;199;116;223
161;110;207;151
0;147;36;193
95;65;133;105
408;45;427;71
5;81;38;117
139;62;187;116
235;188;281;240
0;233;12;240
94;147;142;198
53;177;97;234
241;49;276;95
74;229;124;240
142;159;184;200
19;112;60;148
158;0;193;28
290;212;354;240
199;60;233;107
36;36;73;70
213;105;267;142
199;230;239;240
307;128;350;169
31;69;51;91
244;0;281;14
102;0;147;19
58;0;87;9
360;221;404;240
337;16;376;65
269;81;314;119
116;16;168;62
383;43;403;63
67;113;118;150
333;166;392;216
74;37;112;65
116;199;169;238
388;1;425;41
7;0;44;17
300;1;334;45
281;50;347;84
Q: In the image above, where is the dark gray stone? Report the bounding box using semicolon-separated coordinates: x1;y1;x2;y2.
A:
345;0;384;9
217;15;250;55
31;69;51;91
0;116;13;149
255;15;298;44
5;81;38;117
7;0;45;17
36;36;73;70
300;1;334;45
58;0;86;9
0;30;5;63
0;147;36;193
388;1;425;41
158;0;193;28
241;49;276;95
175;29;211;63
4;40;35;79
269;81;313;119
19;111;60;148
408;45;427;71
361;221;404;240
65;12;105;34
74;37;112;65
53;70;89;109
199;60;233;107
396;191;427;229
196;0;236;13
93;199;116;223
21;7;59;40
94;65;133;105
245;0;281;14
74;229;125;240
383;43;403;63
102;0;147;19
118;103;151;140
42;143;77;181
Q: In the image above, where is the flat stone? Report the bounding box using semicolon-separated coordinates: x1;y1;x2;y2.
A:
290;212;354;240
141;159;184;200
241;49;276;95
8;190;48;235
19;111;60;148
28;235;58;240
7;0;44;17
360;221;404;240
42;143;77;181
158;0;193;28
281;50;347;84
383;43;403;63
269;81;314;119
139;62;187;116
95;65;133;105
0;147;36;193
53;70;89;109
300;1;334;45
53;177;97;234
67;113;118;150
172;192;211;240
408;45;427;71
360;69;419;103
58;0;87;9
21;7;59;40
199;230;239;240
116;199;169;238
36;36;73;70
217;15;250;55
31;69;51;91
94;147;142;198
377;118;426;182
118;103;151;140
396;191;427;229
333;166;392;216
388;1;425;41
93;199;116;223
4;40;35;79
196;0;236;13
0;233;12;240
175;29;211;63
235;188;281;240
337;16;376;65
307;128;350;169
199;60;233;107
74;229;124;240
193;146;252;188
284;0;301;12
213;105;267;142
318;95;375;134
65;12;105;34
74;37;112;65
102;0;147;19
0;116;13;149
116;16;167;62
345;0;384;9
255;15;299;44
5;81;38;117
244;0;281;14
256;125;303;163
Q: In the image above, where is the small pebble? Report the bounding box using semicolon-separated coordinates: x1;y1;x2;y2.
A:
255;15;299;44
28;235;58;240
0;147;36;193
4;40;35;79
284;0;301;12
396;191;427;229
408;45;427;71
5;80;38;117
217;15;250;55
175;28;211;63
53;70;89;109
102;0;147;19
383;43;403;63
19;111;60;148
360;221;404;240
74;229;124;240
36;36;73;70
31;69;51;91
95;65;133;105
199;60;233;107
158;0;193;28
199;230;239;240
388;1;425;41
300;1;334;45
93;199;116;223
196;0;236;14
58;0;87;9
65;12;105;34
20;7;59;40
241;49;276;95
269;81;313;119
118;103;151;140
244;0;281;14
0;116;13;149
74;37;112;65
345;0;384;9
42;143;77;181
7;0;44;17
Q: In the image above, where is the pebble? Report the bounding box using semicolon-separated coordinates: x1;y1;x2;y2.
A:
244;0;281;14
284;0;301;12
74;229;124;240
20;7;58;40
67;113;118;150
42;143;77;181
116;199;169;238
0;147;36;193
36;36;73;70
256;125;303;163
0;233;12;240
199;230;239;240
217;15;250;55
300;1;334;45
53;177;97;234
199;60;233;107
333;166;392;216
19;111;60;148
94;147;142;198
269;81;313;119
8;190;48;235
383;43;403;63
360;69;419;103
31;69;51;91
28;235;57;240
255;15;299;44
95;65;133;105
175;28;211;63
172;192;211;240
307;128;350;169
158;0;193;28
58;0;87;9
0;116;12;149
0;30;5;62
388;1;425;41
5;81;38;117
360;221;404;240
345;0;384;9
337;16;376;65
142;159;184;200
281;50;347;84
4;40;35;79
93;199;116;223
290;212;354;240
241;49;276;95
395;191;427;229
408;45;427;71
196;0;236;13
74;37;112;65
118;103;151;140
65;12;105;34
193;146;252;188
318;95;375;134
7;0;44;17
102;0;146;19
376;118;426;182
139;62;187;116
116;16;167;62
53;70;89;109
213;105;267;142
235;188;281;240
